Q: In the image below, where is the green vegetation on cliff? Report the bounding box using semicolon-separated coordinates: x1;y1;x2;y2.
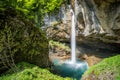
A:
49;40;70;52
0;62;72;80
82;55;120;80
0;0;64;26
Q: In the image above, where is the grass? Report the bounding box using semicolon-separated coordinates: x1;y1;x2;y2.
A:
0;62;72;80
83;55;120;80
49;40;70;52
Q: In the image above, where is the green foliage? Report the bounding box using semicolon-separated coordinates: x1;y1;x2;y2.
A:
0;62;72;80
44;0;64;13
83;55;120;80
0;0;64;27
49;40;70;52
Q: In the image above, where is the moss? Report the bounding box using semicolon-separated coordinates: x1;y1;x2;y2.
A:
0;8;49;70
82;55;120;80
49;40;70;52
0;62;72;80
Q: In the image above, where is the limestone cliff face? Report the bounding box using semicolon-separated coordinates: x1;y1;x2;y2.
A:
46;0;120;47
93;0;120;35
76;0;120;43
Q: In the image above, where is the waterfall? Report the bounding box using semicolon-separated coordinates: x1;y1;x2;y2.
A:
51;1;89;79
70;9;76;63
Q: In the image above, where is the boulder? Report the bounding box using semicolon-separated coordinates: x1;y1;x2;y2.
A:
0;8;49;73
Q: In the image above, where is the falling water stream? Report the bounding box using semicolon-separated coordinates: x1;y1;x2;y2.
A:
71;9;76;63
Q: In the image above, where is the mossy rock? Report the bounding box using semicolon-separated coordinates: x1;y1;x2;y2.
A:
0;8;49;73
0;62;72;80
81;55;120;80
